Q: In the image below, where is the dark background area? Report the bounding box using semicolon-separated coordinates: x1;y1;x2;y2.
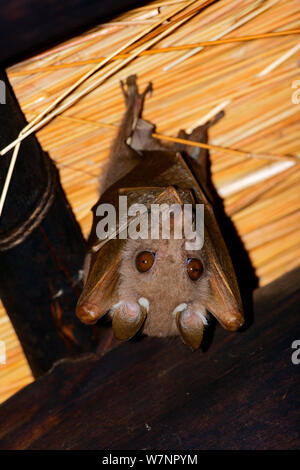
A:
0;0;147;67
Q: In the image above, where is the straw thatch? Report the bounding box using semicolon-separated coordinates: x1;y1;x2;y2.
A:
0;0;299;403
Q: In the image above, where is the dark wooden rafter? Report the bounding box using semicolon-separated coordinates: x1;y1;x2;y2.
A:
0;267;299;449
0;72;98;377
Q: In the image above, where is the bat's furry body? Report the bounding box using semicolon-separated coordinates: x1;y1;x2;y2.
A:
76;75;244;350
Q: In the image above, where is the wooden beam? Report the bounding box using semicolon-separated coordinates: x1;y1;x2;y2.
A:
0;71;98;377
0;267;298;449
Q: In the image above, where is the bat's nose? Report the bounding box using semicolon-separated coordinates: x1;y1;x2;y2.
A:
166;254;176;264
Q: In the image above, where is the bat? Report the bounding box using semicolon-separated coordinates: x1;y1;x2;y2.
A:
76;75;244;350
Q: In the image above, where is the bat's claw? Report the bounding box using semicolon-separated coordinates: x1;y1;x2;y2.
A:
120;75;138;105
141;81;153;99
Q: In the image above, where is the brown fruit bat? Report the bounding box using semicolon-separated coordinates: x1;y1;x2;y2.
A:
76;75;244;350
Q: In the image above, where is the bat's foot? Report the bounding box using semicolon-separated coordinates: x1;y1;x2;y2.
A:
120;75;153;147
176;128;207;160
176;110;225;160
120;74;152;112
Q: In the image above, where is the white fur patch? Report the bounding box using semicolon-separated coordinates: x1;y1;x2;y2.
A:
172;303;187;317
138;297;150;312
88;309;96;319
197;311;208;326
110;301;124;313
52;289;63;299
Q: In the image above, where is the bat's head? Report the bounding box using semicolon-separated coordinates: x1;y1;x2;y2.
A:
76;186;244;350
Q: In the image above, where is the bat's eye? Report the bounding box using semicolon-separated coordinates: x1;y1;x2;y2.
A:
187;258;203;281
136;251;155;273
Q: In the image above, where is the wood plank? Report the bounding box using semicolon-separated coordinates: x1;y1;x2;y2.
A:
0;267;299;450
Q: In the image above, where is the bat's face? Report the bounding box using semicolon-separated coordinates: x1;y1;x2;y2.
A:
111;235;210;350
77;190;244;350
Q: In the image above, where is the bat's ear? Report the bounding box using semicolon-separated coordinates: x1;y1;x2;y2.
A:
76;240;122;324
